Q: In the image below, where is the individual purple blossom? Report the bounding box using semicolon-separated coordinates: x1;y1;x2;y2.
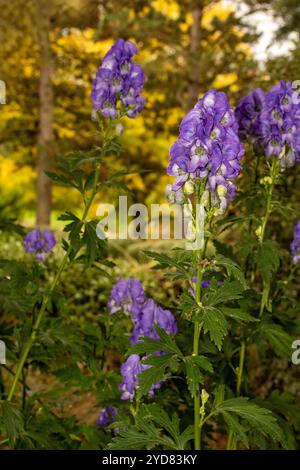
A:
236;81;300;167
119;354;161;401
130;298;177;344
96;406;118;431
23;229;56;261
91;39;146;119
107;277;145;320
167;89;244;213
235;88;266;143
291;220;300;264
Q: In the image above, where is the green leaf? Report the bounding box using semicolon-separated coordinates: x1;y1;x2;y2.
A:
1;402;24;444
207;280;244;307
143;250;191;279
128;326;182;357
185;356;204;397
147;405;180;443
202;306;228;350
259;322;292;357
267;391;300;432
137;354;179;399
213;397;285;447
214;256;247;288
221;307;258;323
45;171;74;188
256;241;280;283
213;384;226;407
58;211;80;222
153;325;183;357
191;355;214;372
108;416;176;450
184;355;213;398
222;411;249;448
109;405;192;450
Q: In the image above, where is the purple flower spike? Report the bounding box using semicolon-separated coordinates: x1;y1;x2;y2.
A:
91;39;146;119
167;89;244;213
108;277;177;400
236;81;300;166
23;229;56;261
291;220;300;264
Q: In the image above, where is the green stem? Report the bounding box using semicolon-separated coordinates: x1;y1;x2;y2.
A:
227;340;246;450
236;341;245;397
258;158;279;318
0;438;9;447
193;260;203;450
7;150;104;402
7;248;70;402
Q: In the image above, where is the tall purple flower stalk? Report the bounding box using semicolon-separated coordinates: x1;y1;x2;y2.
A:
291;220;300;264
107;278;177;344
166;89;244;213
23;229;56;261
236;81;300;167
91;39;146;119
108;278;177;400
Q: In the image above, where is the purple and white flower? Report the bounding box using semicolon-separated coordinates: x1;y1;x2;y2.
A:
91;39;146;119
23;229;56;261
291;220;300;264
167;89;244;213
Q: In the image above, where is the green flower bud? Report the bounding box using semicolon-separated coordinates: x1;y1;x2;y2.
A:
184;180;195;195
216;184;227;197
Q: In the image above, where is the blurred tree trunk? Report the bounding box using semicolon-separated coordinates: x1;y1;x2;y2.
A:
187;4;203;109
36;0;54;226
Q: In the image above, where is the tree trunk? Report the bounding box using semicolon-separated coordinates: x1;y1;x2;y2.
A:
187;4;203;109
36;0;54;226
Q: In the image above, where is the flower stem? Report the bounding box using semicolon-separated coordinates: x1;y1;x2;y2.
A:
193;260;203;450
227;339;246;450
7;157;103;402
236;340;246;397
258;157;279;318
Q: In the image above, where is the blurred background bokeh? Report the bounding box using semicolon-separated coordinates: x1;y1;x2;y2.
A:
1;0;300;227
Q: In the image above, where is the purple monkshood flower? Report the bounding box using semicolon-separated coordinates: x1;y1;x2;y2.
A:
236;81;300;167
107;277;177;344
108;278;177;400
235;88;265;144
291;220;300;264
167;89;244;213
23;229;56;261
96;406;118;432
91;39;146;119
107;277;145;321
130;298;177;344
119;354;161;401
